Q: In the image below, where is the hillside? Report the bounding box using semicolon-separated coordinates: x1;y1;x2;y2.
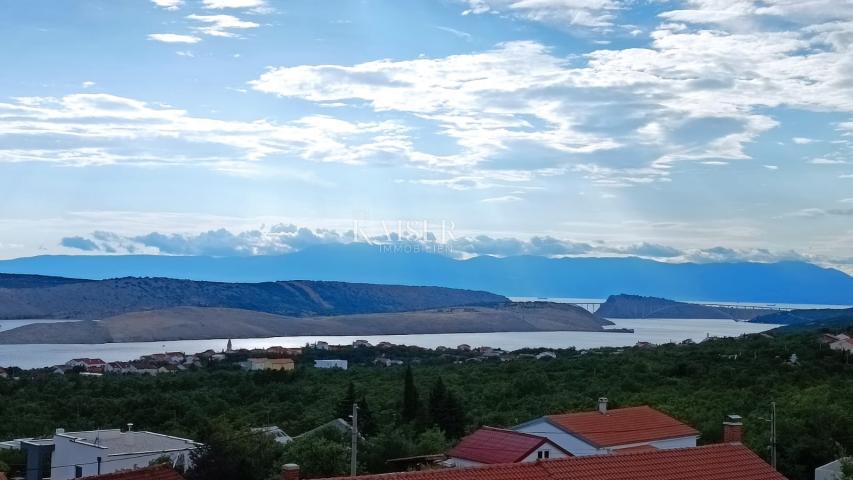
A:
2;244;852;304
0;302;611;343
596;294;772;320
752;307;853;330
0;275;506;320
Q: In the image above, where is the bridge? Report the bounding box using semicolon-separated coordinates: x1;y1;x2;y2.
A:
568;302;791;315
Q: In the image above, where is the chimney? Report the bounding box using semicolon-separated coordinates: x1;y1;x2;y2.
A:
282;464;300;480
598;397;608;415
127;423;134;432
723;415;743;443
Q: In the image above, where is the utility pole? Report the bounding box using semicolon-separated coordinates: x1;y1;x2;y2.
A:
770;401;777;470
351;402;359;477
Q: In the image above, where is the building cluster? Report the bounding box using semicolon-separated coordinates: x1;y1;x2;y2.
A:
6;397;853;480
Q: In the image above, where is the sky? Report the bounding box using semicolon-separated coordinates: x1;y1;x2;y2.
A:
1;0;853;271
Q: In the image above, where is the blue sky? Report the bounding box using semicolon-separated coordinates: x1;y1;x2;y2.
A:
1;0;853;271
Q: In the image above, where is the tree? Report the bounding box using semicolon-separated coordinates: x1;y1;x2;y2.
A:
282;426;353;478
336;382;357;420
427;377;466;438
840;457;853;480
402;365;420;423
358;395;376;437
185;424;283;480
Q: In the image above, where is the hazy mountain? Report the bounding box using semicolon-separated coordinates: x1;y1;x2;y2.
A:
1;244;852;304
0;275;506;320
0;303;610;344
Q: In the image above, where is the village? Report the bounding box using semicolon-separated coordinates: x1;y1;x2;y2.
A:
6;340;565;378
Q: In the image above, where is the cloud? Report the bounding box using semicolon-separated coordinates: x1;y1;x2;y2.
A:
60;236;100;251
480;195;523;203
59;225;833;269
435;26;472;40
793;137;816;144
250;7;853;187
0;93;418;171
202;0;265;8
151;0;182;9
460;0;623;29
81;81;95;88
147;33;201;43
809;158;847;165
764;164;779;170
187;14;259;38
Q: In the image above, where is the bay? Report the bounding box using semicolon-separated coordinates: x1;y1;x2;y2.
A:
0;318;779;370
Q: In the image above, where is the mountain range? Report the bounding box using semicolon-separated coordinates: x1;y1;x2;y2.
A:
1;244;852;304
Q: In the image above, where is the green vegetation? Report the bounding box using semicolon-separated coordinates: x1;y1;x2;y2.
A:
0;328;852;480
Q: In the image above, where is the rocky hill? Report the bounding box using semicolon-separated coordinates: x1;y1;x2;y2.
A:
596;294;770;320
0;302;612;344
0;274;507;320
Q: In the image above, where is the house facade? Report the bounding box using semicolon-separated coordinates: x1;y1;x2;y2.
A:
314;359;348;369
512;400;699;456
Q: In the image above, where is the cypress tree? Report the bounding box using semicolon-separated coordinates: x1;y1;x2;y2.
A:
336;382;357;420
401;365;420;422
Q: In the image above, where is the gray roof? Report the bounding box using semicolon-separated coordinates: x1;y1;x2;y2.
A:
56;430;200;455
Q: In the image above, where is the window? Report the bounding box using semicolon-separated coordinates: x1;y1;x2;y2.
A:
537;450;550;459
74;466;83;478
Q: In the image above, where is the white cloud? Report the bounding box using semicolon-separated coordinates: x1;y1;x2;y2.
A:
0;93;419;171
147;33;201;44
793;136;816;144
764;164;779;170
202;0;265;8
480;195;523;203
81;81;95;88
809;158;847;165
151;0;182;9
460;0;624;29
187;14;259;38
435;26;473;40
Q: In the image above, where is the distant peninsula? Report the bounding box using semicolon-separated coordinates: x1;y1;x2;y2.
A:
597;294;776;321
0;273;618;343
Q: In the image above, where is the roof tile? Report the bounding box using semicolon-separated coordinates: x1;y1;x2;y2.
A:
448;427;567;464
546;406;699;447
321;444;786;480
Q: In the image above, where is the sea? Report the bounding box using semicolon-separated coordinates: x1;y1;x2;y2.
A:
2;297;846;370
0;318;781;370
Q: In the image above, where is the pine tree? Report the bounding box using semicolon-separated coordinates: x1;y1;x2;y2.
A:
442;391;466;439
401;365;420;423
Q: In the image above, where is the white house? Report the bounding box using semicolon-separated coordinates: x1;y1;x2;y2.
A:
40;427;200;480
353;340;372;348
512;399;699;456
815;458;851;480
313;341;330;351
447;427;570;467
314;359;348;369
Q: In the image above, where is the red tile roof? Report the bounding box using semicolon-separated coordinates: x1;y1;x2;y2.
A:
545;406;699;448
448;427;570;464
79;465;184;480
321;444;786;480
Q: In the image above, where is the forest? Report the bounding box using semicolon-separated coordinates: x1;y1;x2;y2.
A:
1;326;852;480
